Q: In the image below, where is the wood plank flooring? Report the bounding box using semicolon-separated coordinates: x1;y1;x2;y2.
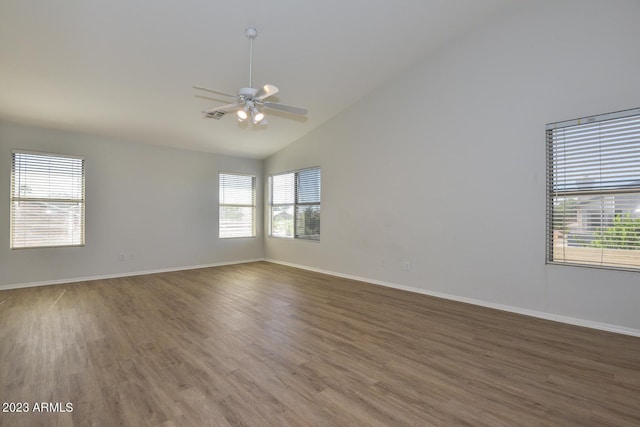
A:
1;261;639;426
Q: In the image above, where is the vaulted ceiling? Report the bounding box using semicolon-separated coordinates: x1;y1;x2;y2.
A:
0;0;516;159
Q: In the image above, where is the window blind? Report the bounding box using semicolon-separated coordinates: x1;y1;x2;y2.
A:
219;173;256;238
295;167;321;239
546;108;640;270
11;151;85;249
269;167;320;240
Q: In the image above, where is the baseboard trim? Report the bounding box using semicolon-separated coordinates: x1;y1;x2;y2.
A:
265;259;640;338
0;258;266;291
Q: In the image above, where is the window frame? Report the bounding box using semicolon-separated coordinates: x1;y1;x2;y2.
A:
10;149;86;249
546;107;640;271
268;166;321;241
218;172;256;239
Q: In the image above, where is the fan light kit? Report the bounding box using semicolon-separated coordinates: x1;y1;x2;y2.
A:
194;27;307;125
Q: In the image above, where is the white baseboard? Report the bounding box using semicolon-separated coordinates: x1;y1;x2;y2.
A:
265;259;640;338
0;258;265;291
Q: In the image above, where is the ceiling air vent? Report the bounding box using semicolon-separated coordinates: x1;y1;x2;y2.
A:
204;111;226;120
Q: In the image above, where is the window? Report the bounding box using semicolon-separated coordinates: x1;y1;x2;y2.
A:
546;108;640;270
11;150;85;249
269;167;320;240
219;172;256;238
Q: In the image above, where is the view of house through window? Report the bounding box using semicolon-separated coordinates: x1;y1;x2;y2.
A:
547;108;640;270
11;150;85;249
269;167;320;240
219;172;256;238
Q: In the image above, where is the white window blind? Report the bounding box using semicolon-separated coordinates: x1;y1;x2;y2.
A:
11;151;85;249
219;172;256;238
269;167;320;240
546;108;640;270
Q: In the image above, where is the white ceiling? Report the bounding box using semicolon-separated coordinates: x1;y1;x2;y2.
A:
0;0;515;159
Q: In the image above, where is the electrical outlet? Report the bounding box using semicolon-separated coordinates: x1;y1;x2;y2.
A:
403;261;410;271
118;253;125;262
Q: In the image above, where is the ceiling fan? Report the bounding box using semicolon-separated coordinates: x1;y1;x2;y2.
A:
194;27;307;124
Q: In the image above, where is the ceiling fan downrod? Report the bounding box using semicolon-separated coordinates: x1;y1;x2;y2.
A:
245;27;257;89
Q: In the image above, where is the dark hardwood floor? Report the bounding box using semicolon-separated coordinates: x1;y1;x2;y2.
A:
1;261;639;426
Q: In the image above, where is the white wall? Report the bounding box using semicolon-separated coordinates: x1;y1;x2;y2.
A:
0;121;263;288
265;0;640;332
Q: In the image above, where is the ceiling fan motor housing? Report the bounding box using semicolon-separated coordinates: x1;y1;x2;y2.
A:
238;87;258;99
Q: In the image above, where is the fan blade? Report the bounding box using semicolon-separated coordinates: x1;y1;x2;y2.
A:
255;84;279;100
203;103;238;114
263;102;307;115
193;86;238;99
